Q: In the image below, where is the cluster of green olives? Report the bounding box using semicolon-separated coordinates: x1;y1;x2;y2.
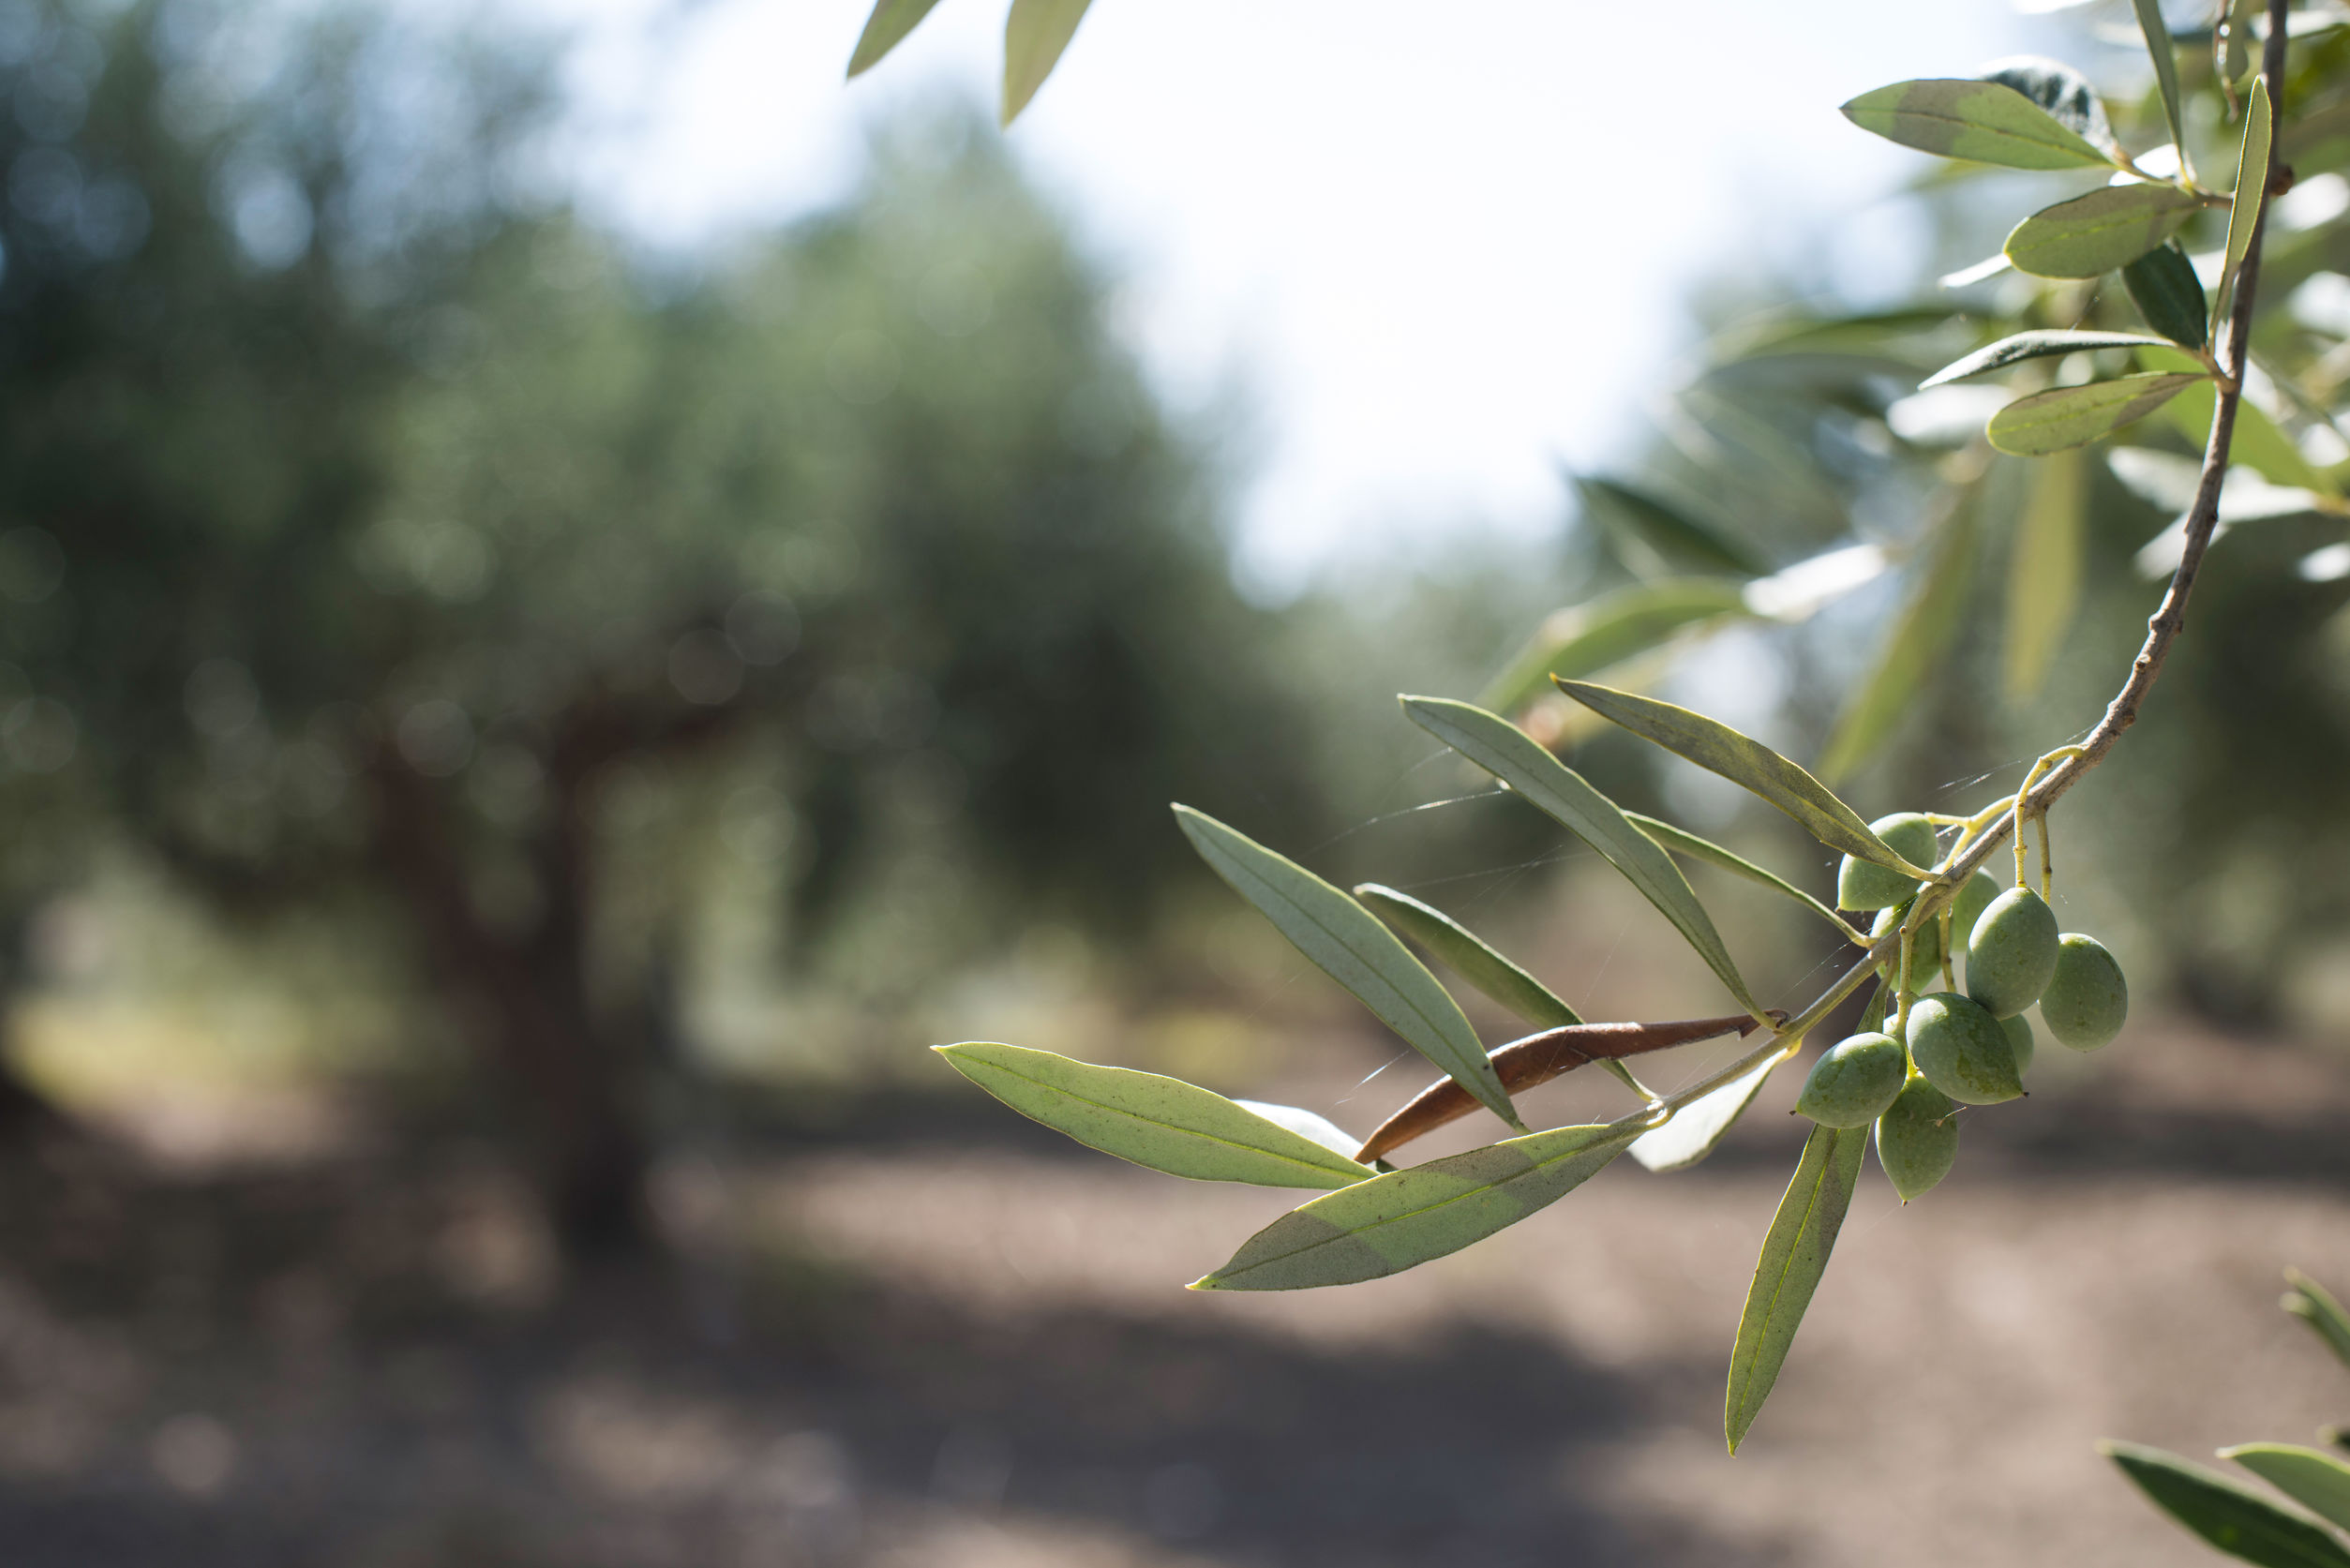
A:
1797;812;2131;1202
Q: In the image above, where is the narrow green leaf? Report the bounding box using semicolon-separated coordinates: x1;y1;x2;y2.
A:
846;0;947;77
1233;1099;1363;1162
2224;1445;2350;1532
1858;977;1892;1036
1478;579;1751;713
1922;331;2171;390
1625;813;1860;939
1192;1123;1638;1291
2004;185;2203;279
1571;475;1768;579
2133;0;2194;183
1553;679;1928;875
1001;0;1095;125
1174;806;1520;1128
935;1043;1376;1188
1726;1123;1869;1453
2103;1441;2350;1568
1819;493;1983;784
2223;0;2257;86
1400;697;1765;1017
2004;447;2086;699
1629;1049;1788;1173
2215;75;2275;333
1353;885;1647;1098
2286;1269;2350;1373
1987;373;2206;456
2125;242;2210;350
1353;885;1579;1028
1715;306;1965;363
1840;79;2116;171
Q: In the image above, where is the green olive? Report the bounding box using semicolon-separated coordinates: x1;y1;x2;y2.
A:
1795;1032;1908;1128
1871;902;1947;993
2038;933;2128;1051
1905;992;2023;1105
1837;813;1938;911
1964;886;2058;1018
1949;869;2003;948
2000;1011;2033;1078
1876;1078;1959;1202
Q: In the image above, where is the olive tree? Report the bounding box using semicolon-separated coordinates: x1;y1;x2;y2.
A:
0;0;1323;1250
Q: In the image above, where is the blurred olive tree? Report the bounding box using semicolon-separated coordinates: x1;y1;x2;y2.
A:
0;0;1325;1248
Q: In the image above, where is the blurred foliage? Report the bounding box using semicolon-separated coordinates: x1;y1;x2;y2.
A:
0;0;1405;1236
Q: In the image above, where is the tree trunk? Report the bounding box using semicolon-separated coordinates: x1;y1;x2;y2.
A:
0;1054;65;1138
370;762;653;1259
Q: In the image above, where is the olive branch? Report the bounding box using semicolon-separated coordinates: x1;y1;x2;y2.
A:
875;0;2329;1456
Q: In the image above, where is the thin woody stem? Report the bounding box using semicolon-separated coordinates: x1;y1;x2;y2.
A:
1591;0;2290;1144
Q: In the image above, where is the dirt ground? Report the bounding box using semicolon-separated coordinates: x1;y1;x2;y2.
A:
1;1017;2347;1568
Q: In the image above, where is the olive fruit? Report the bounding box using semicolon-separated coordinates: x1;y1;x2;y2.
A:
2000;1012;2034;1078
1872;903;1946;993
1905;992;2023;1104
1964;886;2058;1018
1837;813;1938;911
1876;1078;1959;1202
2039;933;2128;1051
1795;1032;1908;1128
1949;869;2003;948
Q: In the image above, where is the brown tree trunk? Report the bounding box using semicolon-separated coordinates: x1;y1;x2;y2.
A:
0;1055;65;1138
369;761;652;1258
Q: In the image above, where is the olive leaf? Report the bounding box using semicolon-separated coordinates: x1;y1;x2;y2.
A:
1191;1123;1639;1291
1002;0;1097;125
2124;242;2210;351
2103;1441;2350;1568
1571;475;1768;579
1174;806;1521;1128
1478;578;1751;712
1628;1050;1787;1174
2214;75;2274;333
846;0;947;77
1714;305;1962;363
1401;696;1765;1018
1858;977;1892;1036
2005;448;2086;700
1840;79;2115;171
1983;56;2118;152
1921;331;2171;390
2130;0;2194;182
1987;373;2208;456
1726;1122;1868;1454
1624;814;1859;939
1353;885;1658;1098
2004;185;2203;279
1551;679;1929;874
2286;1269;2350;1372
1818;489;1983;783
934;1043;1376;1188
2223;1445;2350;1533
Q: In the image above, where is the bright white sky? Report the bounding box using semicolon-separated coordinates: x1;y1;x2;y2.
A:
501;0;2068;595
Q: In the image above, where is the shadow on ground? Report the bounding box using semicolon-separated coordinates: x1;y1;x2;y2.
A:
0;1129;1773;1568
